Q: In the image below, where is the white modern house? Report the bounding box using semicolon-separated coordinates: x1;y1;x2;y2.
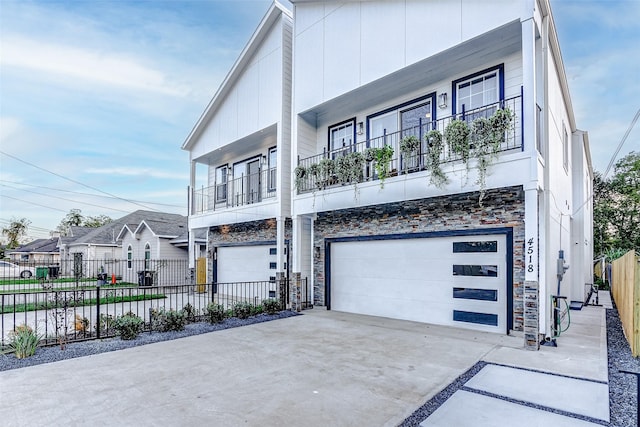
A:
183;2;293;285
184;0;592;349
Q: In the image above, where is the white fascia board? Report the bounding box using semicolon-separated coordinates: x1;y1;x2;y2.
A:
181;1;292;151
115;224;134;241
541;0;577;131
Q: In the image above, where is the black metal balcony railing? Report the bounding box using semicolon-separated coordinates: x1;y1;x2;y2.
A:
193;168;276;214
296;95;522;193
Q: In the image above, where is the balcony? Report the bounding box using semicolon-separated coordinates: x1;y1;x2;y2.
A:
192;168;277;214
296;95;522;194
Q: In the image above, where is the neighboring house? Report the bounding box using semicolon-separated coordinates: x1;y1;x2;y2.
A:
7;238;60;264
58;211;191;282
116;213;194;286
184;0;593;349
183;2;293;284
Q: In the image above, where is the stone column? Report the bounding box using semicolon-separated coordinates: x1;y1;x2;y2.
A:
524;280;540;350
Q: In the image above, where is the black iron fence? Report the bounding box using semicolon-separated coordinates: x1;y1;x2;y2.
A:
1;277;310;348
0;259;191;292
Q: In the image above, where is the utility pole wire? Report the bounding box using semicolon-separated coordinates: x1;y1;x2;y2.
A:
603;108;640;179
0;150;160;212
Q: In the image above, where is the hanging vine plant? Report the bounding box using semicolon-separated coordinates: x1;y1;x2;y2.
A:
318;158;335;189
365;145;394;188
490;107;514;139
294;165;307;193
444;119;471;162
470;117;495;206
399;135;420;172
424;129;448;188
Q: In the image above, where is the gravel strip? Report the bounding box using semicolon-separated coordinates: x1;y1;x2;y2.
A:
399;304;639;426
607;306;639;427
0;310;299;372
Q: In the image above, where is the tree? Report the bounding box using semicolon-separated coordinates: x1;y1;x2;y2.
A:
594;152;640;256
83;215;113;228
1;217;31;248
56;209;113;236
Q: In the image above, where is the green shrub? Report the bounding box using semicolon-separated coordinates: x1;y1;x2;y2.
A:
150;308;186;332
8;324;41;359
233;302;253;319
96;313;115;334
262;298;281;315
204;303;226;324
182;303;197;323
113;312;144;340
252;305;264;316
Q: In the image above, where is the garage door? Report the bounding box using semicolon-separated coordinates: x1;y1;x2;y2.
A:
328;234;508;333
216;245;278;283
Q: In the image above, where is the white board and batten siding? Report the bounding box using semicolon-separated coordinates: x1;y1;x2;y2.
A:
328;233;510;333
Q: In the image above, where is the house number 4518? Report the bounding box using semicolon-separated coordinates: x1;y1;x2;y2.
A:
526;238;535;273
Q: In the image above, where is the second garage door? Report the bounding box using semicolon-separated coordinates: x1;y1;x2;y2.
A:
216;245;278;283
328;233;509;333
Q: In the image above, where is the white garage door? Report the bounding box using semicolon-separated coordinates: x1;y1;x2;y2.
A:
329;234;508;333
216;245;278;283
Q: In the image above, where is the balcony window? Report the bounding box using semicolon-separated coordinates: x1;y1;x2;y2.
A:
268;147;277;191
328;119;355;159
215;166;228;203
453;64;504;120
233;157;261;205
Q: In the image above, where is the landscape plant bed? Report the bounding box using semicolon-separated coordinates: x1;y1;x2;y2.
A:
0;293;166;314
0;310;300;371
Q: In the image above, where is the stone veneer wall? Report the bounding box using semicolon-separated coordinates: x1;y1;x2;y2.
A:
313;186;526;332
207;218;293;278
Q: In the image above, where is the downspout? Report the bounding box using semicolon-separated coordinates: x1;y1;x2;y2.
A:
541;8;552;339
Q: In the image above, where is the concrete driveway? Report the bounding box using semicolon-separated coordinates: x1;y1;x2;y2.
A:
0;309;524;426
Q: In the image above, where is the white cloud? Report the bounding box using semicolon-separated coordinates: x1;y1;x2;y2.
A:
1;36;189;97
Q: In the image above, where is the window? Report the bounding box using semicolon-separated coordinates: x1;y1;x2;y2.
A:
127;245;132;269
268;147;277;191
453;65;504;120
453;265;498;277
328;119;355;158
453;288;498;301
562;122;569;172
215;166;228;202
144;243;151;270
368;95;435;143
269;262;277;270
232;158;261;205
453;241;498;253
269;248;277;255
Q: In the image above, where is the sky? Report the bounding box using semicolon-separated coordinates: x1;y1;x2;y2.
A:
0;0;639;242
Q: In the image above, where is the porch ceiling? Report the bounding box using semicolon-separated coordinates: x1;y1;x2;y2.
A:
193;123;278;166
298;20;522;126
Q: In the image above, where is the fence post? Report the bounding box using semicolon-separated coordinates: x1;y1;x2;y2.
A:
96;286;101;339
276;272;287;310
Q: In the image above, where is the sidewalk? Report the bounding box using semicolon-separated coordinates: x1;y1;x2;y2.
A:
412;293;612;426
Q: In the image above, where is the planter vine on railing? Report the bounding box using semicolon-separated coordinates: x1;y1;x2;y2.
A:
424;129;447;188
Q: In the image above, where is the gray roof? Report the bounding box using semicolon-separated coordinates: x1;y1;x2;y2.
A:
10;238;59;253
67;210;187;246
170;228;207;245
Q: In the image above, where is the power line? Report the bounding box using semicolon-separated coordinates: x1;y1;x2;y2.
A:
1;183;130;213
1;194;69;213
603;108;640;179
0;150;160;212
0;179;184;208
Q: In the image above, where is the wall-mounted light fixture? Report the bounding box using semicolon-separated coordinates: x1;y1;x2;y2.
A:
357;122;364;135
438;93;448;109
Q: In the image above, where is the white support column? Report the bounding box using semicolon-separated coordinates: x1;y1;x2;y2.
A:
291;215;302;274
276;216;285;274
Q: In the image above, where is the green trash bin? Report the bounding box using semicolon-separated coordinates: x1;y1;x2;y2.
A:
36;266;48;280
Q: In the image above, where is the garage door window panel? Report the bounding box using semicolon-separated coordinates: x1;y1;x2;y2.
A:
453;241;498;253
453;310;498;326
453;287;498;301
453;264;498;277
